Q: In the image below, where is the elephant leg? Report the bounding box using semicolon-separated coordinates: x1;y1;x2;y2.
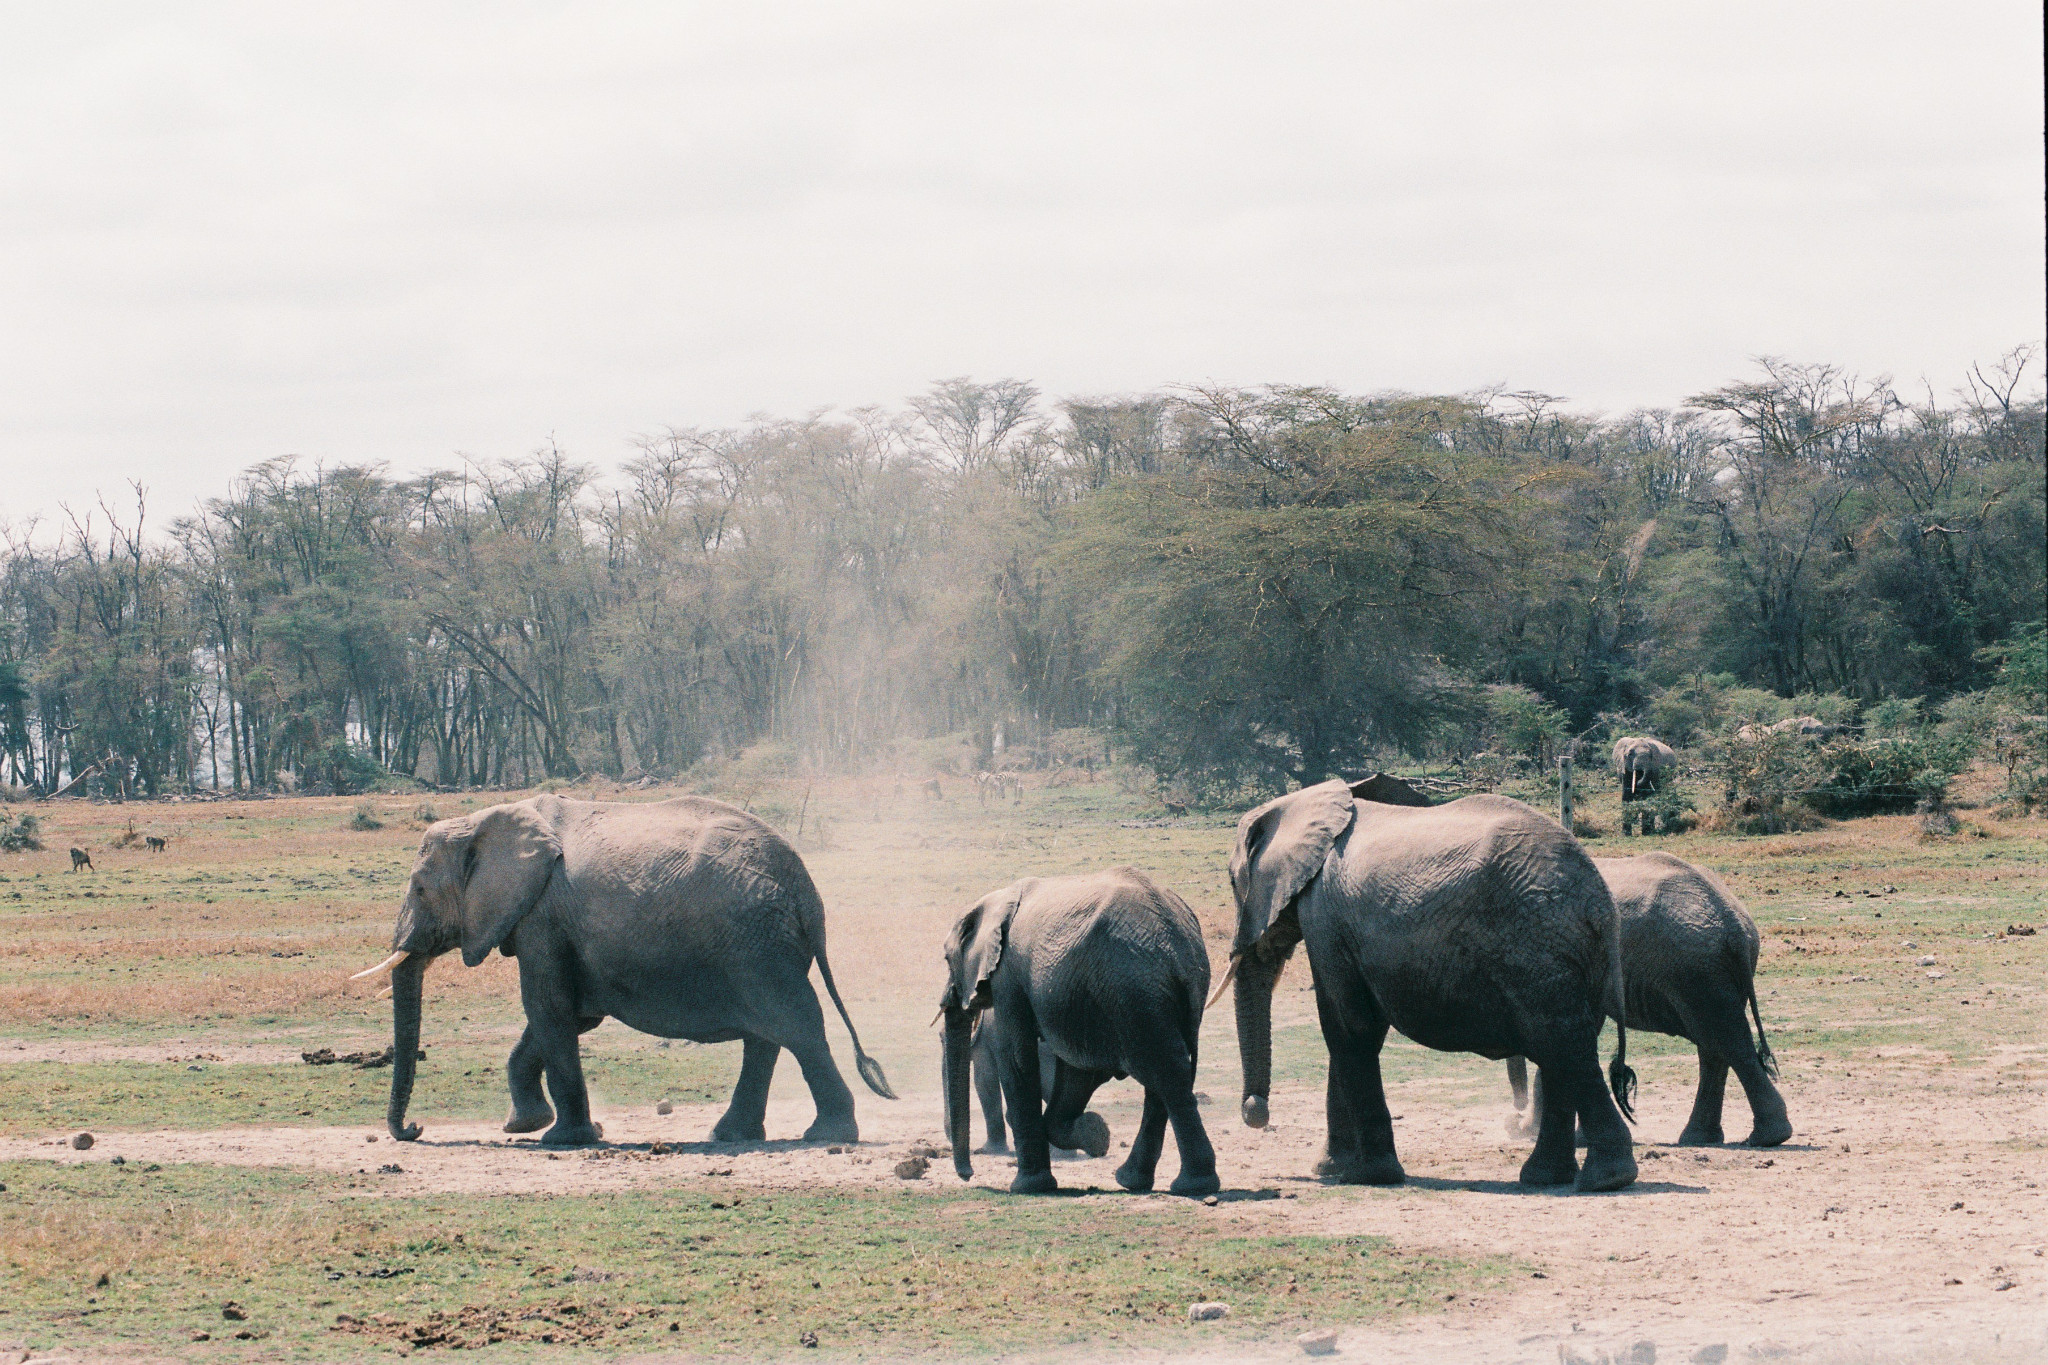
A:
1677;1046;1728;1146
973;1032;1009;1152
711;1036;780;1143
1519;1063;1579;1185
754;976;861;1143
1116;1089;1170;1192
1544;1046;1637;1192
1159;1079;1220;1197
1043;1060;1111;1158
786;1034;860;1144
530;1020;601;1147
994;1015;1057;1194
1311;982;1402;1185
504;1025;554;1134
1699;1021;1793;1148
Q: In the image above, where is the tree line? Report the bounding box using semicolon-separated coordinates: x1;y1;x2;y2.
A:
1;351;2040;800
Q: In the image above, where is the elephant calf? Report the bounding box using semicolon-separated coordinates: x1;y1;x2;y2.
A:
1507;851;1791;1148
969;1014;1093;1157
940;868;1219;1196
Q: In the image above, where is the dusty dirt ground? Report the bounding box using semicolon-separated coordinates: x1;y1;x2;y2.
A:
7;1066;2043;1365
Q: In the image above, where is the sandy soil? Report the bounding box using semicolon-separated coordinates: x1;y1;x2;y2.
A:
8;1068;2043;1365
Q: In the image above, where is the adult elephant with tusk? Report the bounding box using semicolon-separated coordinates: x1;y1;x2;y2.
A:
1227;775;1639;1192
353;794;894;1146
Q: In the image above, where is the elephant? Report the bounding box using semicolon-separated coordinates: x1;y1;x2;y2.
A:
939;867;1219;1196
1225;776;1639;1192
351;794;895;1147
967;1013;1082;1155
1611;735;1677;800
1505;851;1791;1147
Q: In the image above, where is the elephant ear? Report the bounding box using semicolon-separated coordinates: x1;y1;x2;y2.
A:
456;800;564;967
1348;772;1432;807
1229;779;1358;952
941;884;1022;1013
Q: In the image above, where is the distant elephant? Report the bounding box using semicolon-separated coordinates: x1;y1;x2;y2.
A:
1506;851;1790;1147
1226;777;1638;1192
1611;736;1677;800
940;867;1219;1196
352;794;894;1147
968;1014;1083;1155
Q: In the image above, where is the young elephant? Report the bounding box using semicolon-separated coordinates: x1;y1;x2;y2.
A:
1506;851;1791;1147
940;868;1219;1196
968;1014;1094;1156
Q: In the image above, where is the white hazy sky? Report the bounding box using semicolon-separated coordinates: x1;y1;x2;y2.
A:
2;2;2042;522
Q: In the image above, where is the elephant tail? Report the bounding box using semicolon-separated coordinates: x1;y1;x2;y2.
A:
814;935;897;1101
1748;988;1780;1079
1602;901;1638;1123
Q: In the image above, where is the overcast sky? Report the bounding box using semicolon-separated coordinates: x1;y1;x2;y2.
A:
3;2;2042;523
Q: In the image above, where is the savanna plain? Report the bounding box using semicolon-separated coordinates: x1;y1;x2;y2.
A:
0;774;2043;1365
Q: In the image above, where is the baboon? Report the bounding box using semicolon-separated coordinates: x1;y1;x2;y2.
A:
145;835;168;853
69;847;93;872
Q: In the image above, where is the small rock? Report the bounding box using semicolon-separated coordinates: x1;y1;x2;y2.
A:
894;1156;928;1180
655;1100;673;1116
365;1134;377;1143
1927;970;1945;980
222;1301;248;1321
189;1330;211;1342
1625;1342;1656;1365
70;1132;94;1150
798;1329;820;1348
1188;1301;1230;1322
378;1163;403;1174
1993;1278;2015;1290
1297;1327;1339;1355
1558;1346;1603;1365
1691;1348;1726;1365
826;1146;844;1155
1917;955;1937;966
109;1155;125;1166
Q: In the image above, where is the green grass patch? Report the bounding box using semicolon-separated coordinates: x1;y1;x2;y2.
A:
0;1160;1516;1359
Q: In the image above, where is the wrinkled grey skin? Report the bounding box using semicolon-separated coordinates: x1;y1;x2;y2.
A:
1507;851;1791;1148
941;867;1219;1196
1611;736;1677;800
379;794;893;1147
1230;778;1638;1193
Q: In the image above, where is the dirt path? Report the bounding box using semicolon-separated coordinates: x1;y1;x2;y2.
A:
8;1068;2043;1364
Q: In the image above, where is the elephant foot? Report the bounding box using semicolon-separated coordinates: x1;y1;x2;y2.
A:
503;1105;554;1135
1049;1111;1110;1159
802;1114;861;1144
1169;1169;1221;1198
1503;1109;1539;1142
1518;1151;1578;1186
709;1116;767;1142
541;1120;605;1147
1574;1148;1638;1193
1745;1114;1793;1148
1009;1169;1059;1195
1316;1151;1405;1186
1113;1162;1155;1193
1675;1123;1724;1147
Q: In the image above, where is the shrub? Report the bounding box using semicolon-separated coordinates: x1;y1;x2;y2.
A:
1482;685;1569;765
347;802;385;831
0;813;43;853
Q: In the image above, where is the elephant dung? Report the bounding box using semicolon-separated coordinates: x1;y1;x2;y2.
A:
1188;1302;1231;1322
893;1155;929;1180
655;1100;673;1115
69;1132;94;1150
1296;1327;1339;1355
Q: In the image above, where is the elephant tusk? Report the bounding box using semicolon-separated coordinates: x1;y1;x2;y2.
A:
377;985;394;1000
1204;955;1241;1011
928;1007;944;1028
350;950;410;982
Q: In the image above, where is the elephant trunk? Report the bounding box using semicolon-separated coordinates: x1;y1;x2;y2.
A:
386;955;427;1141
1234;948;1286;1128
943;1009;975;1180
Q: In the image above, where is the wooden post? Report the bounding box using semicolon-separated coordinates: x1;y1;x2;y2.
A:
1558;755;1575;832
